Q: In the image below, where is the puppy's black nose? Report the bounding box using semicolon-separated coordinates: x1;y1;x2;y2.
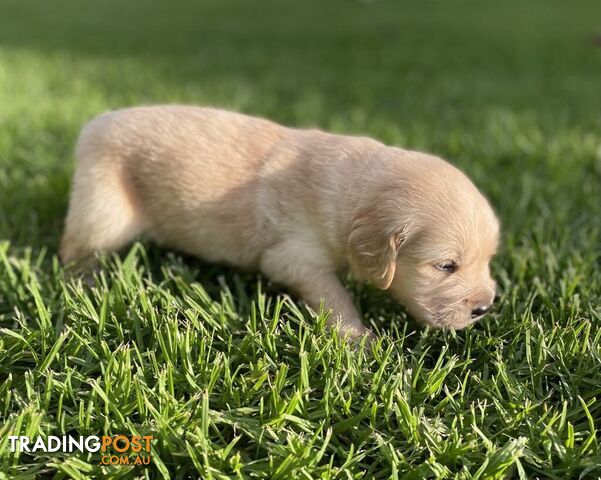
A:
471;306;490;318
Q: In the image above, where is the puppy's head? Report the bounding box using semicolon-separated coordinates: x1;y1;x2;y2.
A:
348;150;499;329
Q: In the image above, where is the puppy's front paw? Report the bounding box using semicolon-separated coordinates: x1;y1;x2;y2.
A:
339;324;376;343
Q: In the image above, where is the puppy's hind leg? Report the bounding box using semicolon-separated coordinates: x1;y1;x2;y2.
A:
60;162;145;271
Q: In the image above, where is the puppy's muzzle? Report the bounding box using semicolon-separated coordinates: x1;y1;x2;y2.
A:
471;305;491;319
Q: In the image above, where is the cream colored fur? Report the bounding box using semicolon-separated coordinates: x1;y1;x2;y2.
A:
61;106;499;337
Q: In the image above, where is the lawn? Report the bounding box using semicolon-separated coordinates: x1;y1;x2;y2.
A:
0;0;600;478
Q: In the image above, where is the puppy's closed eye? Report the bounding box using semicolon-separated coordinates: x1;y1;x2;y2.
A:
435;260;457;273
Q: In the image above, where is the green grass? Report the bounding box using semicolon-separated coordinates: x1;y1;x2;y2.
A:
1;0;600;478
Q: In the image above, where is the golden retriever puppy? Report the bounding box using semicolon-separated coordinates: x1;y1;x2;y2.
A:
61;106;499;337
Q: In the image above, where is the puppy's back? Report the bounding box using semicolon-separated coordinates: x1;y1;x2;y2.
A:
72;106;287;266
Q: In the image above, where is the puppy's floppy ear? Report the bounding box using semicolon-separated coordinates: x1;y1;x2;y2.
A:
348;206;410;290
